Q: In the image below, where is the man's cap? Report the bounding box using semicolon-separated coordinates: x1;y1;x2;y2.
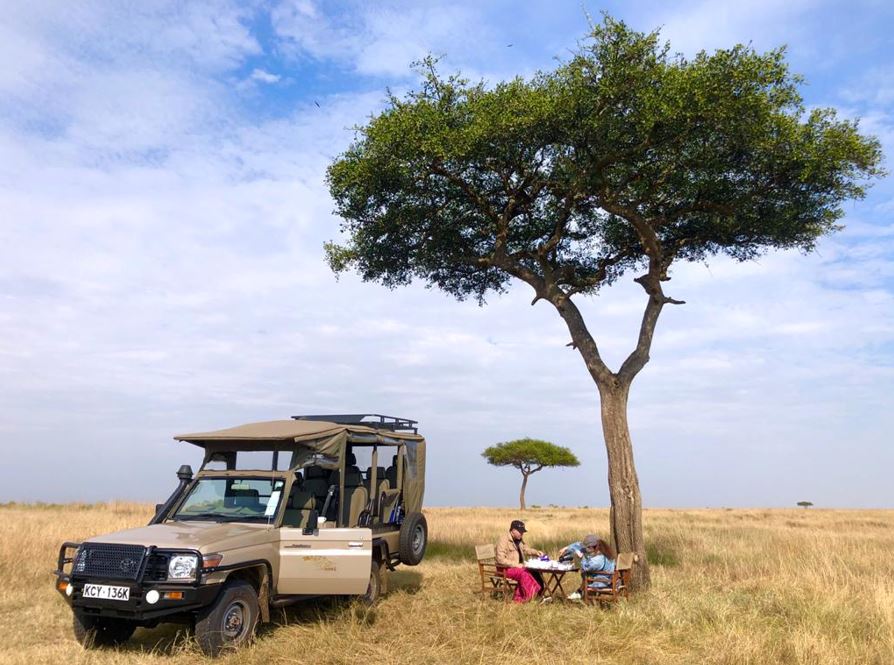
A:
510;519;527;532
582;534;599;548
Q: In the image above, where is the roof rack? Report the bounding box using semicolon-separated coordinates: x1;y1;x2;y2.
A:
291;414;419;434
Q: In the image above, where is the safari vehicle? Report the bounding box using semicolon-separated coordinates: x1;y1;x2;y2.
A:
54;414;428;656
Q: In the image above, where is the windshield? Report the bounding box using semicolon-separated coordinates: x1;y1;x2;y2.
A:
172;477;285;522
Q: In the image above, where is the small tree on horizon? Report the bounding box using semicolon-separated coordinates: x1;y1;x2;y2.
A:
482;438;580;510
797;501;814;509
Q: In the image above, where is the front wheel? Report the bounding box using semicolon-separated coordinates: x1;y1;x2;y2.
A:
195;580;259;657
398;512;427;565
72;610;136;648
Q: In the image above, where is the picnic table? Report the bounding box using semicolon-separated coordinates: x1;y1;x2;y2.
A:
524;559;577;600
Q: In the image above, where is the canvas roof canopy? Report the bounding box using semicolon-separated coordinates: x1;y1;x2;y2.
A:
174;419;426;514
174;419;423;448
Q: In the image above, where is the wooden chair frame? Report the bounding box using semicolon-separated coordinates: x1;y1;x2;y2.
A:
475;544;517;602
582;551;634;604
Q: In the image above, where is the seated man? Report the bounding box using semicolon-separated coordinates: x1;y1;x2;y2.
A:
495;519;545;603
560;534;616;600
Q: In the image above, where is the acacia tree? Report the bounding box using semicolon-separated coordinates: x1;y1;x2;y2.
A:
325;17;882;589
482;438;580;510
797;501;814;509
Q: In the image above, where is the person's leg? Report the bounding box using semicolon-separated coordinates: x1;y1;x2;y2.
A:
519;569;542;601
503;567;525;601
505;567;540;602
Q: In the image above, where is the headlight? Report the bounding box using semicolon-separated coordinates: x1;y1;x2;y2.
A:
168;554;198;580
73;546;86;574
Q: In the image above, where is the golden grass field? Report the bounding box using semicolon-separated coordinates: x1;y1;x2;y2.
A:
1;502;893;664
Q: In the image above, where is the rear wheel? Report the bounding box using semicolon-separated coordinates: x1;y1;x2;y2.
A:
361;560;381;605
72;610;136;648
398;512;427;565
195;580;259;657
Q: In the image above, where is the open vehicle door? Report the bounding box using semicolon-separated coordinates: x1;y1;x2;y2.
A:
277;526;372;595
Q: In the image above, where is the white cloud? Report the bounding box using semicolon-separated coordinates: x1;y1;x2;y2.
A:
654;0;815;57
249;68;282;84
271;0;496;78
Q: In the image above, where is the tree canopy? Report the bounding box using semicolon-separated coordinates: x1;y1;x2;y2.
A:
482;438;580;471
326;18;882;318
482;438;580;510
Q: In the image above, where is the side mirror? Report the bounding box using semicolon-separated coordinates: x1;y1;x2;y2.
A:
302;510;319;535
154;503;164;516
177;465;194;481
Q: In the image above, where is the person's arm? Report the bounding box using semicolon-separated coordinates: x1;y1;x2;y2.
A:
581;553;608;573
521;540;543;558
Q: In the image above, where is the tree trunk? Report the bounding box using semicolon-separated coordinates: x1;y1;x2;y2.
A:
598;379;650;590
519;472;528;511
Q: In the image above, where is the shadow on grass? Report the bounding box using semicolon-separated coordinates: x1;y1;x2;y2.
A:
124;623;194;656
388;568;423;594
646;540;680;567
119;572;425;656
426;541;476;561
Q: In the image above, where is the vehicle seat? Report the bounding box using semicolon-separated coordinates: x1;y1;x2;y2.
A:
343;485;369;527
329;452;361;487
365;466;389;496
337;466;367;526
283;485;315;529
380;488;402;524
303;466;330;510
385;455;399;488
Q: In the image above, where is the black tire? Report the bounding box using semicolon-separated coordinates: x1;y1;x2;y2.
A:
398;512;427;565
361;560;381;605
72;610;136;648
195;580;259;657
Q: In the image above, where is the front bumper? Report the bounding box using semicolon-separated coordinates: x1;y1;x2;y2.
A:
56;574;222;621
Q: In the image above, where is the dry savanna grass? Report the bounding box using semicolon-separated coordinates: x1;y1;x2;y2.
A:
1;503;892;664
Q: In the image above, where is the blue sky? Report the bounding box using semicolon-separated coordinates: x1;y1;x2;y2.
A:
1;0;892;508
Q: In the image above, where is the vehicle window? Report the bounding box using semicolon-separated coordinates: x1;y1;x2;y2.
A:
351;445;374;473
172;478;285;522
233;450;276;470
404;443;417;480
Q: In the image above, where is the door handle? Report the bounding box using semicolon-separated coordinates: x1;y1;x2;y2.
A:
285;544;311;549
347;542;364;548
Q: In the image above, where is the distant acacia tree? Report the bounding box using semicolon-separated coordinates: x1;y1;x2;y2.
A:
482;438;580;510
797;501;814;509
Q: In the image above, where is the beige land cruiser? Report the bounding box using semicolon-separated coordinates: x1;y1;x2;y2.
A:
54;414;428;656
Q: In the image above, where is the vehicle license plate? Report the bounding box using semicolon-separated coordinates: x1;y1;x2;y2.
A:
82;584;130;601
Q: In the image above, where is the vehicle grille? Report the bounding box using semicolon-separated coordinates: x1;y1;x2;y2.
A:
143;553;169;582
73;543;147;580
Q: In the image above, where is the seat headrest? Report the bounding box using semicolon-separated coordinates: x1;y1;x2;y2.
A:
305;466;327;479
344;467;363;486
365;466;387;478
230;488;260;507
347;452;357;466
